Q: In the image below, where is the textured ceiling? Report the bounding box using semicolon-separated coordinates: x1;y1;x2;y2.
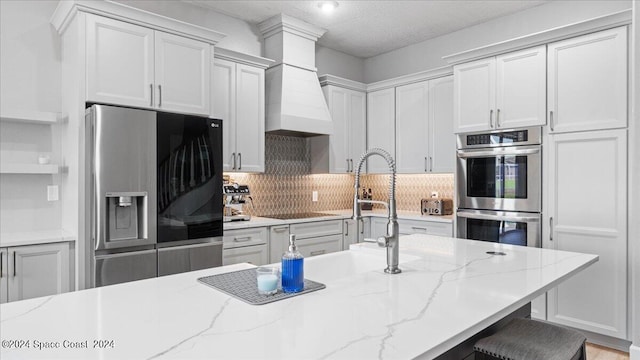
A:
186;0;549;58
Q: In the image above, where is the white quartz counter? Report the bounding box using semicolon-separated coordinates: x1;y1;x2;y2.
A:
0;235;596;359
224;210;452;230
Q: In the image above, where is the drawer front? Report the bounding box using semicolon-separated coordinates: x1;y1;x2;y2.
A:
297;234;343;258
223;227;268;249
398;219;453;237
223;244;268;266
290;220;343;239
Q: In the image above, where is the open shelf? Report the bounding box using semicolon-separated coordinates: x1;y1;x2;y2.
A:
0;109;60;125
0;229;75;247
0;163;60;174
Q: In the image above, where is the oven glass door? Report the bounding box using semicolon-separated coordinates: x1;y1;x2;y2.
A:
457;145;541;212
157;113;223;244
457;210;541;247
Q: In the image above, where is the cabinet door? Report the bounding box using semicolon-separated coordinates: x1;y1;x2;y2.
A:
223;244;268;266
86;14;154;108
453;58;495;133
326;86;350;173
366;88;395;173
548;27;627;133
0;248;7;304
347;90;367;171
269;225;290;264
212;59;237;171
396;81;429;173
370;217;388;239
8;243;70;302
545;129;627;339
235;64;265;172
358;217;371;243
428;76;455;173
496;45;546;129
155;32;210;115
343;219;356;250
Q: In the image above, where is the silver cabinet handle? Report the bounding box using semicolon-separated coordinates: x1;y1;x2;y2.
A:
238;153;242;170
232;153;236;170
489;109;494;128
273;226;288;233
549;217;554;241
158;85;162;107
310;250;325;256
150;84;153;106
344;221;349;236
13;251;16;277
429;157;433;172
347;159;351;172
359;218;364;234
550;111;555;131
234;236;252;242
424;157;428;172
0;252;3;278
411;226;428;232
497;109;501;128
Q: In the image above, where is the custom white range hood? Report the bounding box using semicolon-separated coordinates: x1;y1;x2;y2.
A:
258;14;332;136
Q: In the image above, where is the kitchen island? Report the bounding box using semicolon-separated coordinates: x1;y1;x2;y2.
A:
0;234;597;359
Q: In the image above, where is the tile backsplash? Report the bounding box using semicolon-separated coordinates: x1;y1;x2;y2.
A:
226;134;454;216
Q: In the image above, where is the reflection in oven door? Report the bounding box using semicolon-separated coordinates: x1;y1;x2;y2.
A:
456;209;541;247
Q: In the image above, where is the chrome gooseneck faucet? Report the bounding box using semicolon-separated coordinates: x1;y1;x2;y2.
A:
352;148;401;274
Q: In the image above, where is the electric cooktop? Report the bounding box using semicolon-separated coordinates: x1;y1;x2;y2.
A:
264;212;337;220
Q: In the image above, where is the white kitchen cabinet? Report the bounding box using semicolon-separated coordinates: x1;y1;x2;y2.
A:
0;243;70;303
223;227;268;266
269;225;290;264
223;245;268;266
453;46;546;133
547;27;627;133
86;14;210;115
544;129;627;339
370;217;389;240
366;88;395;173
313;80;367;174
212;50;272;173
395;81;429;173
154;32;210;115
0;248;7;303
395;76;455;174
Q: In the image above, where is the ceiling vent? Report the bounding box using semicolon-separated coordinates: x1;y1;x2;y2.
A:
258;14;332;136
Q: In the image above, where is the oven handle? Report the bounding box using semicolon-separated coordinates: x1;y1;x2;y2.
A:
457;147;540;158
457;210;540;222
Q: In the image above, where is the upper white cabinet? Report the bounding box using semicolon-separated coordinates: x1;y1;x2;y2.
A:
395;76;454;173
367;88;395;173
212;49;272;173
544;129;627;339
547;27;627;133
453;45;546;132
86;14;210;116
313;77;367;174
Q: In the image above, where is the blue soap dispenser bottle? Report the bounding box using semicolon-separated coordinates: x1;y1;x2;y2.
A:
281;234;304;293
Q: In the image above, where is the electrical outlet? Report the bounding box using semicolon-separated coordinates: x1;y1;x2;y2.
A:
430;191;439;199
47;185;59;201
312;191;318;202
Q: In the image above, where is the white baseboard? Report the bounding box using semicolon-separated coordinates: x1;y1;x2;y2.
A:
630;344;640;360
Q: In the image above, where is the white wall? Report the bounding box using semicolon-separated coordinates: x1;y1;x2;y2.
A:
364;0;632;83
114;0;262;56
316;45;365;83
0;0;63;233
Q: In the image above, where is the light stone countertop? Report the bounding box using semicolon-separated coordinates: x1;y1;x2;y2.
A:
0;234;597;359
224;209;453;231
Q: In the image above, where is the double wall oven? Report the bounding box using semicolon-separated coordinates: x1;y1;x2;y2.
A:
456;127;542;247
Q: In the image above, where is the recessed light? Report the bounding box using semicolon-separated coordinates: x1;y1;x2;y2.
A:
318;1;339;13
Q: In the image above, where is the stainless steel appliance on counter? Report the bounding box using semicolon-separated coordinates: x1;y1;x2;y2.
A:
455;127;542;247
223;183;251;222
87;104;223;287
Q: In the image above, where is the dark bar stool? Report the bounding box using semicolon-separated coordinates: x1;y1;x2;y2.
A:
474;318;587;360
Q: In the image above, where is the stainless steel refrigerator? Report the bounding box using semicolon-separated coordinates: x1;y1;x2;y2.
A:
86;104;223;288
